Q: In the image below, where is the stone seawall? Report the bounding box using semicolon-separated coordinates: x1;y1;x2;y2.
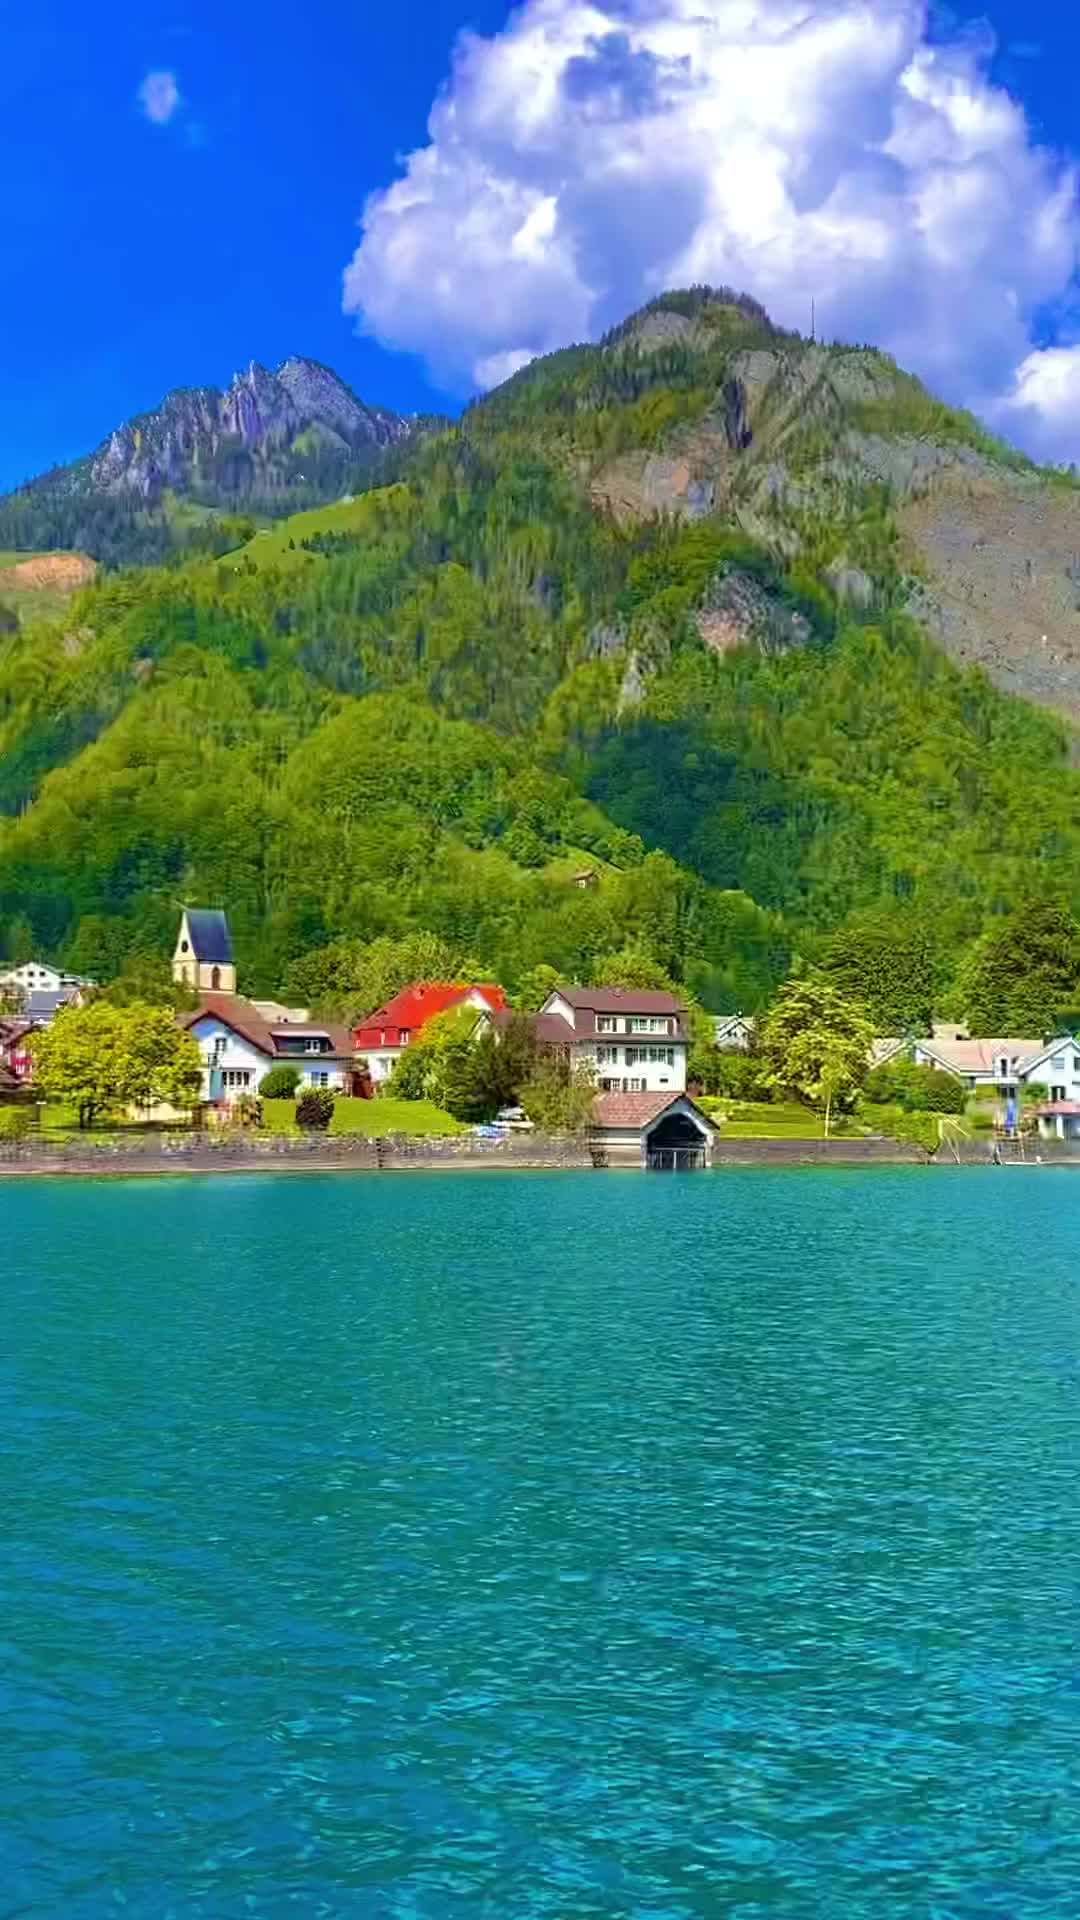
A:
2;1130;1078;1178
0;1131;595;1178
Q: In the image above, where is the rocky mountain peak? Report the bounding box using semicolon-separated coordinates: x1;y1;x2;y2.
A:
81;357;411;504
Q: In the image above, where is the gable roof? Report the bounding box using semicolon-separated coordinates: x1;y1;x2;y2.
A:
915;1035;1043;1076
183;909;233;964
591;1090;716;1131
179;994;355;1063
1014;1033;1080;1078
180;993;275;1056
553;986;684;1014
354;981;506;1045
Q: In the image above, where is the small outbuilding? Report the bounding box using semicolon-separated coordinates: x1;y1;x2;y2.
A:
591;1090;716;1169
1031;1101;1080;1143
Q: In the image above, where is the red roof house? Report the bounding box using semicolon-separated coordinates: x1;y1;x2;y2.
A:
354;981;507;1084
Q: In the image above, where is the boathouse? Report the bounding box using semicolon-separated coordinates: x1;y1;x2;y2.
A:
590;1091;716;1168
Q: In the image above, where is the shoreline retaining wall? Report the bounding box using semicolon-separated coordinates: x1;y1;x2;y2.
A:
2;1130;1078;1178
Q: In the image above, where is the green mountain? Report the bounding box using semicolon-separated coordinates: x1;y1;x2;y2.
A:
2;285;1080;1018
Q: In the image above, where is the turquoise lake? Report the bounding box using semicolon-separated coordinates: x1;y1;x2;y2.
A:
4;1167;1080;1916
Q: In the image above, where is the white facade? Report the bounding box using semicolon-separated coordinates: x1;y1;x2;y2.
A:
189;1015;350;1104
1020;1036;1080;1103
713;1014;755;1052
0;960;88;994
540;991;687;1095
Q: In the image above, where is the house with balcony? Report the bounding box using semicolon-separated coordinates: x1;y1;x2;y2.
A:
178;994;355;1109
535;986;688;1095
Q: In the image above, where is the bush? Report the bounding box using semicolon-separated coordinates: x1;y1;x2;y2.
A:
698;1049;774;1100
864;1059;965;1113
296;1087;335;1131
259;1065;301;1099
231;1094;262;1129
0;1106;31;1139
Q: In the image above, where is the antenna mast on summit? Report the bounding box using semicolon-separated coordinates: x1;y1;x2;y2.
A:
811;297;816;343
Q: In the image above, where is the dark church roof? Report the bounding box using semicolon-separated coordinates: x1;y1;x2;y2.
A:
184;910;233;964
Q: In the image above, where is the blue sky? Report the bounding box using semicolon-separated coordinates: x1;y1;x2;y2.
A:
1;0;1079;489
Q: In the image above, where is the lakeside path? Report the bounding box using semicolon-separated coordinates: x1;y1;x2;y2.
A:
1;1132;1061;1177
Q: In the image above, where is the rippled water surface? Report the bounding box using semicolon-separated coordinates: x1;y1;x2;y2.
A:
4;1168;1080;1916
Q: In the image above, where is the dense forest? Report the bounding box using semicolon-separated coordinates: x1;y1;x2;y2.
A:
2;287;1080;1026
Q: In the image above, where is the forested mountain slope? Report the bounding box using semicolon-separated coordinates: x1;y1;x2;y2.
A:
2;287;1079;1014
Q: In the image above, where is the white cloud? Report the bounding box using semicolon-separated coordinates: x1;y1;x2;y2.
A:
138;70;182;127
992;346;1080;465
342;0;1080;457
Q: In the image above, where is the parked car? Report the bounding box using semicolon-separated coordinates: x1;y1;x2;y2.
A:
493;1106;534;1132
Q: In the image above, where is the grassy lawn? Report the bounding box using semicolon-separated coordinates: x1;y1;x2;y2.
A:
703;1099;835;1139
221;487;409;572
260;1096;465;1137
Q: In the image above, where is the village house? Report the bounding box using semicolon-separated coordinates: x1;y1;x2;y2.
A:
713;1013;756;1052
0;960;93;1025
873;1023;1080;1104
535;986;688;1095
178;994;356;1107
0;1015;39;1089
354;981;507;1085
171;910;354;1113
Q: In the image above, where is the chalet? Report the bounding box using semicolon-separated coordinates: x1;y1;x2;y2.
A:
179;994;356;1108
591;1090;716;1168
354;981;507;1085
173;909;237;996
909;1026;1045;1097
713;1013;755;1052
536;986;688;1095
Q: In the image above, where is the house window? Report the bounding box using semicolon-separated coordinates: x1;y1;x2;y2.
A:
597;1015;618;1034
210;966;221;991
597;1045;619;1065
304;1037;326;1054
1051;1084;1067;1103
309;1070;329;1087
627;1077;646;1093
222;1069;252;1090
1073;1056;1080;1075
599;1076;622;1092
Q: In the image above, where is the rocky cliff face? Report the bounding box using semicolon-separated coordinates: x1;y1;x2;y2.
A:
86;358;410;503
585;304;1080;722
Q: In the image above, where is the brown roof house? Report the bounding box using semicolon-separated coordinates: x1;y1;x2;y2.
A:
536;986;689;1096
179;993;356;1110
168;911;354;1113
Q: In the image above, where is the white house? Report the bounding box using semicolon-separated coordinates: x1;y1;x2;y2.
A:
876;1024;1080;1102
536;987;688;1095
713;1013;756;1051
179;995;355;1108
1015;1033;1080;1103
0;960;93;1021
